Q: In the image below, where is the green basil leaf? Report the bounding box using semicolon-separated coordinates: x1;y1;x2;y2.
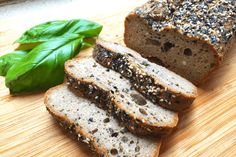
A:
16;42;47;51
6;37;83;94
16;19;102;44
0;50;29;76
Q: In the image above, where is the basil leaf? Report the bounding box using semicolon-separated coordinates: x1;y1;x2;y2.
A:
16;19;102;44
16;42;45;51
0;50;28;76
6;37;83;94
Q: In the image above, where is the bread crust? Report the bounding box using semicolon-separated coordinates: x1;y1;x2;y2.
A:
45;84;161;157
93;40;197;111
64;60;178;136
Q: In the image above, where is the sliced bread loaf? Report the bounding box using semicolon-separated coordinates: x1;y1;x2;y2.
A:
124;0;236;85
93;40;197;111
45;84;161;157
65;57;178;136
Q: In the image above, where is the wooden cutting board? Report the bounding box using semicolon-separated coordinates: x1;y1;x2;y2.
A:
0;0;235;156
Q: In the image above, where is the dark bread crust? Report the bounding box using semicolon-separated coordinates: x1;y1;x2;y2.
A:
93;40;197;111
64;65;178;136
45;84;161;157
124;0;236;85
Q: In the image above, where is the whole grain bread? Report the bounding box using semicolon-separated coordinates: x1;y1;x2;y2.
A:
65;57;178;136
93;40;197;111
124;0;236;85
45;84;161;157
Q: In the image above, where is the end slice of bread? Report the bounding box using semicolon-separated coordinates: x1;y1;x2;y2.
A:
93;40;197;111
45;84;161;157
124;1;236;85
65;57;178;136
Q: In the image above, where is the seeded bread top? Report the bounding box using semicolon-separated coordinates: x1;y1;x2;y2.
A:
133;0;236;55
96;40;197;97
65;57;178;127
45;85;160;157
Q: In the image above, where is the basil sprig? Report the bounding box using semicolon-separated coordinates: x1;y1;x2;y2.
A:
6;37;83;93
0;19;102;94
16;19;102;43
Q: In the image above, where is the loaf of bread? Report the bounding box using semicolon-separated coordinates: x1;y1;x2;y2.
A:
124;0;236;85
93;40;197;111
65;57;178;136
45;84;161;157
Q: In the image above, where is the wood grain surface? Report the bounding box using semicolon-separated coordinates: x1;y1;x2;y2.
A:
0;0;236;157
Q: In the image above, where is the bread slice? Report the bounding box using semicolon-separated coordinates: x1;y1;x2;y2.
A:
124;0;236;85
45;84;161;157
65;57;178;136
93;40;197;111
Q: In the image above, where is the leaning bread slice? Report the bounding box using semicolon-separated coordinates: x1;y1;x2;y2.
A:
93;40;197;111
45;84;161;157
65;57;178;136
